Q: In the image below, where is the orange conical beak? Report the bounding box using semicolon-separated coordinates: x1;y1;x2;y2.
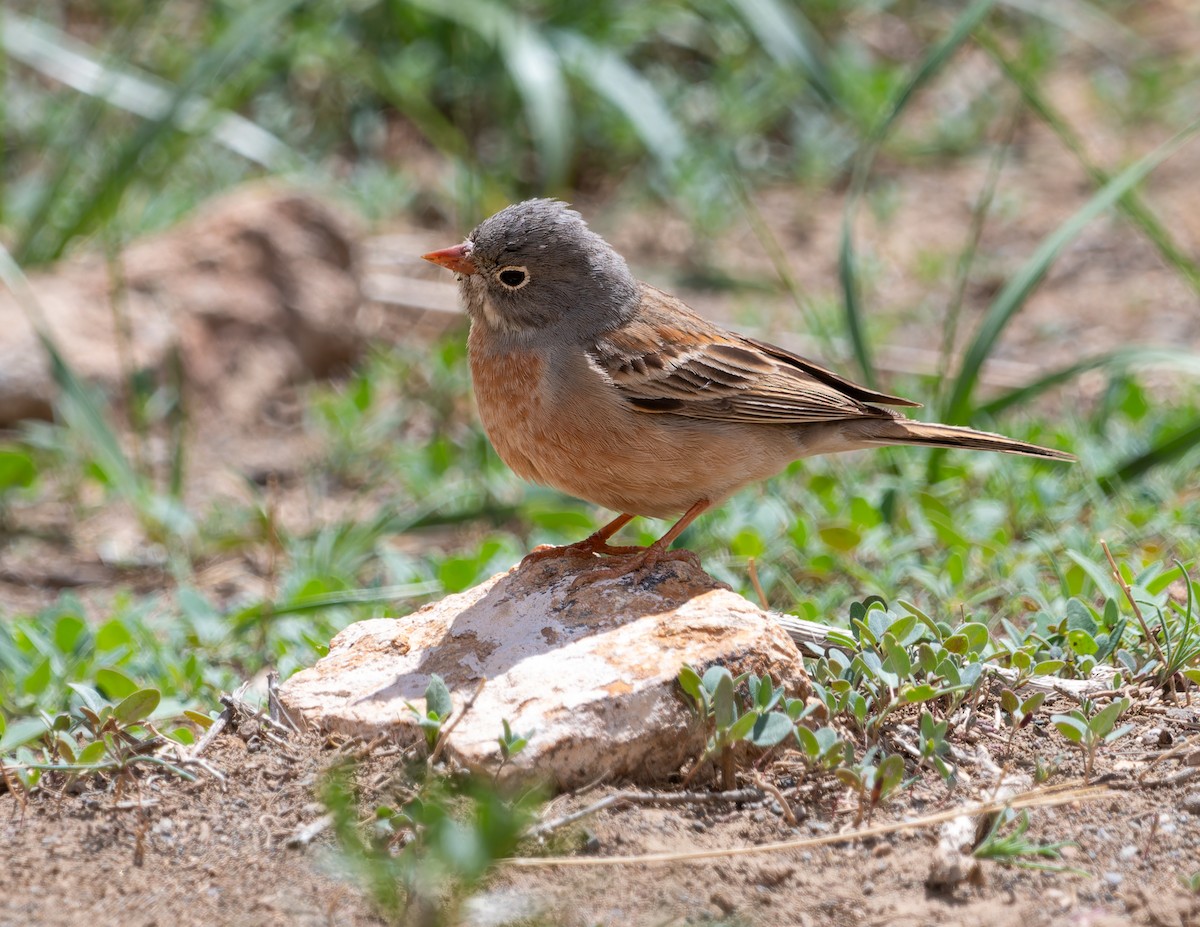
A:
422;242;477;275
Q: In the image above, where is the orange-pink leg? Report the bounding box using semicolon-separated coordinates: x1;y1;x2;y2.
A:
520;512;641;568
569;499;711;589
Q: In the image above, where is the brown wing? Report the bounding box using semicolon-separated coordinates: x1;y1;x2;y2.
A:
589;284;920;424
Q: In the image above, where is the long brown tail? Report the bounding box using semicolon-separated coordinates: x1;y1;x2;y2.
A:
861;417;1075;461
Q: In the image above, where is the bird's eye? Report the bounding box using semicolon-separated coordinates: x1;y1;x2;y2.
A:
495;266;529;290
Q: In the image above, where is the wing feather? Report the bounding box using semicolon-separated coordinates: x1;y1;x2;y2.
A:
591;284;919;425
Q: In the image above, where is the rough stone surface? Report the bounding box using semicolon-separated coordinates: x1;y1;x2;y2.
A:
278;554;809;789
0;183;362;426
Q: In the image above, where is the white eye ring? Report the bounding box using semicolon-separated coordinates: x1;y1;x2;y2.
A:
495;265;530;291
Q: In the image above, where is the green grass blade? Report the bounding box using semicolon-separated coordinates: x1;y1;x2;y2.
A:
409;0;570;188
500;21;571;188
0;242;144;505
980;32;1200;295
977;348;1200;418
553;30;686;176
16;0;301;265
1;10;294;169
839;0;996;386
1101;421;1200;490
229;583;439;630
724;0;836;105
996;0;1145;59
941;118;1200;425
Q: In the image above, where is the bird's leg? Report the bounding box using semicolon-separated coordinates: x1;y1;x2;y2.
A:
569;500;710;589
520;513;641;567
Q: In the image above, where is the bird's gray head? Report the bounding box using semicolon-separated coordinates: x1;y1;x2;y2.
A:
423;199;639;340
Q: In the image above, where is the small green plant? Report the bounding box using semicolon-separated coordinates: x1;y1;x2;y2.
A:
679;666;796;789
834;748;906;824
793;725;848;779
0;675;196;795
998;688;1046;752
496;719;530;781
916;710;955;784
973;809;1087;875
1051;696;1134;780
321;761;540;926
1180;871;1200;894
407;675;453;754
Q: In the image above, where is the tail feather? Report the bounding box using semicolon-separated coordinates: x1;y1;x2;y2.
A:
863;417;1075;461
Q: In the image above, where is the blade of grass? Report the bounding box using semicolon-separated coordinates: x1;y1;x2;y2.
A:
977;347;1200;418
229;582;439;631
940;117;1200;427
16;0;302;265
936;102;1021;403
0;241;144;505
839;0;996;386
979;31;1200;295
553;30;686;177
1;10;294;169
1101;421;1200;490
724;0;836;106
408;0;571;188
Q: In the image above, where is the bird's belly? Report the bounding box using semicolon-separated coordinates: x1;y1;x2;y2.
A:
468;342;794;519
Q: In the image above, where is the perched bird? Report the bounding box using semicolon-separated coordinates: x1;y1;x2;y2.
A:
423;199;1072;583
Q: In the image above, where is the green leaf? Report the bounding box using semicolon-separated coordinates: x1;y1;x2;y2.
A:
1089;698;1130;737
678;666;703;703
1000;688;1019;714
1034;660;1066;676
95;667;139;700
0;447;37;490
729;711;757;741
424;674;452;720
1051;714;1088;744
1068;630;1099;656
795;725;819;756
877;754;906;796
1066;599;1099;635
184;709;214;729
0;717;48;753
820;526;861;551
77;740;108;765
52;614;87;653
23;657;51;696
713;671;737;731
902;684;940;704
882;635;912;678
95;619;135;652
113;688;161;725
1021;692;1047;715
748;712;793;748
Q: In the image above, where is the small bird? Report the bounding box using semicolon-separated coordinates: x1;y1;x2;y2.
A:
424;199;1073;583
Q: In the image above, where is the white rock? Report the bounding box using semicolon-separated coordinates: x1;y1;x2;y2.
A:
279;554;808;789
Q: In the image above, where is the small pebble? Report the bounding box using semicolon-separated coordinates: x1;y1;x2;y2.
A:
710;891;736;915
1181;793;1200;815
1118;845;1139;861
1104;872;1124;888
691;820;707;833
861;881;874;896
752;811;766;823
872;843;893;859
769;801;783;816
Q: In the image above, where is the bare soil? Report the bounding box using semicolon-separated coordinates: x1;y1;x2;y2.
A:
3;693;1198;927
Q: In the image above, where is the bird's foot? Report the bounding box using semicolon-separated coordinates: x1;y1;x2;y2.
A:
519;537;642;569
567;543;701;591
